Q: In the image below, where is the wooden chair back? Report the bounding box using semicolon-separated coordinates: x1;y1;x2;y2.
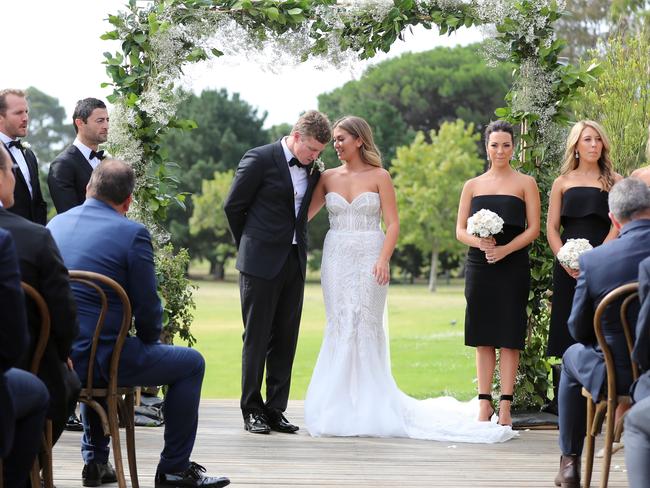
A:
583;281;639;488
21;282;54;488
68;270;138;488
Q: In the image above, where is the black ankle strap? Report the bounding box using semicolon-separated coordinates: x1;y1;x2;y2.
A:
478;394;493;401
500;394;514;401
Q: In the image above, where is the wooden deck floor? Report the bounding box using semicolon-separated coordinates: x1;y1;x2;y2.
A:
50;400;629;487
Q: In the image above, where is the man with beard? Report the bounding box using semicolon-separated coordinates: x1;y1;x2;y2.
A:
48;97;109;214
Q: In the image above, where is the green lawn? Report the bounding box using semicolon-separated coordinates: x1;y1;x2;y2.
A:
188;279;477;400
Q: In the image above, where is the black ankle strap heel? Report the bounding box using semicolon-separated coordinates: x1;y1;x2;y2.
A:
498;394;514;427
477;394;495;421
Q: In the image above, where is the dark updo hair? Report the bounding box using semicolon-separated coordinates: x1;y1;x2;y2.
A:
484;120;514;146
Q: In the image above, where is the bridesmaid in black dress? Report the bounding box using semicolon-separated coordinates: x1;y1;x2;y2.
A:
545;121;620;415
456;121;541;426
547;121;620;360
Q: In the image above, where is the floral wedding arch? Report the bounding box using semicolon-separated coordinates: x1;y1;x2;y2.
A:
103;0;598;407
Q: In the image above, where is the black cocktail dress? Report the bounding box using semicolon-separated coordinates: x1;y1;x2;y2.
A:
546;187;610;357
464;195;530;350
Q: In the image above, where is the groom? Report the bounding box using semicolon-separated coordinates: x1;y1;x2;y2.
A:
224;110;331;434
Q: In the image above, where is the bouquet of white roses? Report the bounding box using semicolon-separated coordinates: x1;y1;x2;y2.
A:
466;209;504;238
556;238;593;270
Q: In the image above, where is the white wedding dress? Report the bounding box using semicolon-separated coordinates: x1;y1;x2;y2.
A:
304;192;517;443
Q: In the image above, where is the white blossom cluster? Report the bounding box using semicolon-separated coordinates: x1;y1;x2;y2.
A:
138;82;183;127
106;102;144;172
556;238;593;270
474;0;566;56
467;208;504;237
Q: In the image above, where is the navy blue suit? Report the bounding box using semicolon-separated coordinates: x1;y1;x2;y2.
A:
0;228;49;487
47;198;205;474
625;256;650;487
559;219;650;456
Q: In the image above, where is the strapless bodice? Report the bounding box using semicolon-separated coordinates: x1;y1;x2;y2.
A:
326;192;381;232
467;194;529;265
561;186;609;221
469;194;526;229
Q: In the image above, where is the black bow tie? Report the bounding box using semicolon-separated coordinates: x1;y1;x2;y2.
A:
289;157;305;169
7;140;23;150
89;150;105;161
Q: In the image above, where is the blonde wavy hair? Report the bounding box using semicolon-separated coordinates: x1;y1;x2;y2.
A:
560;120;616;191
333;116;382;168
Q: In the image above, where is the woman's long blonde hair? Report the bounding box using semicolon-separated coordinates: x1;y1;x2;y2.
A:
333;116;382;167
560;120;616;191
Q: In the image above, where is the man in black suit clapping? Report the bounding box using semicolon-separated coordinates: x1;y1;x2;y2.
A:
0;89;47;225
48;98;109;214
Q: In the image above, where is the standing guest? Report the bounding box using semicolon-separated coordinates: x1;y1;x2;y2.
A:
224;110;331;434
625;255;650;487
554;177;650;488
456;120;541;426
0;89;47;224
48;159;229;488
0;228;50;488
48;98;109;214
0;144;80;449
545;121;620;412
630;125;650;186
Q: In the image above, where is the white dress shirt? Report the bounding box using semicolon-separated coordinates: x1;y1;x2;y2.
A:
281;137;307;244
0;131;32;196
73;138;102;169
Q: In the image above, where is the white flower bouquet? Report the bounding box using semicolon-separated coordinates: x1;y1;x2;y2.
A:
466;209;504;238
556;238;593;270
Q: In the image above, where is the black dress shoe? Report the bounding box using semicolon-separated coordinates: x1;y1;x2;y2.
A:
243;413;270;434
155;461;230;488
267;412;299;433
82;462;118;487
65;412;84;431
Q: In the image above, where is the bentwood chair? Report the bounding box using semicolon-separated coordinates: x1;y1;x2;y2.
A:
21;282;54;488
68;271;139;488
581;282;639;488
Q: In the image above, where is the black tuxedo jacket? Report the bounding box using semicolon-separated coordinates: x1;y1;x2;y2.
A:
7;146;47;225
224;140;320;280
0;208;78;392
567;219;650;398
0;229;29;457
48;145;92;213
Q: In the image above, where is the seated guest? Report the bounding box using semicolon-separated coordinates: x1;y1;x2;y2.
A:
0;144;80;451
554;177;650;488
48;98;109;214
0;228;50;487
625;255;650;487
47;160;230;488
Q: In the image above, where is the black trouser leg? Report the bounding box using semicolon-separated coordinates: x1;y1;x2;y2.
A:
265;250;304;413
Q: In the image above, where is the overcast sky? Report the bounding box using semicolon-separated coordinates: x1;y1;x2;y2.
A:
5;1;482;127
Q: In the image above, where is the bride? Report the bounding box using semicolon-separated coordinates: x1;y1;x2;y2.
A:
304;115;516;443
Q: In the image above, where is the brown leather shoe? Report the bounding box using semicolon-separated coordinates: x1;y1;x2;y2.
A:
554;455;580;488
